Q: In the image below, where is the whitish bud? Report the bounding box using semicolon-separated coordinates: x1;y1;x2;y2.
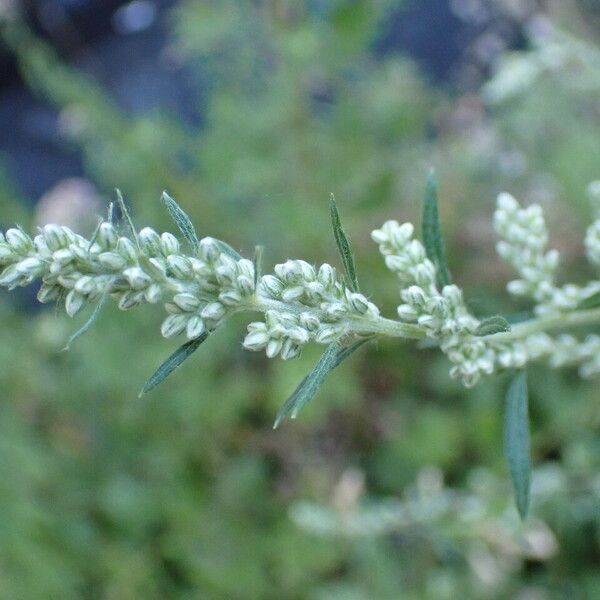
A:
260;275;284;298
98;252;127;271
97;222;118;250
116;237;138;263
0;265;20;286
507;279;529;296
391;223;414;247
161;314;188;338
65;290;86;317
236;274;255;296
315;326;339;344
237;259;254;279
403;285;427;308
117;291;144;310
243;329;270;351
17;256;43;275
144;283;161;304
323;302;347;320
160;232;180;255
6;228;31;253
287;327;310;345
37;283;61;303
317;263;336;287
167;255;193;279
349;292;370;314
139;227;162;255
219;290;242;306
397;304;418;321
280;339;301;360
123;267;151;290
74;275;97;295
497;192;518;212
200;301;225;322
198;237;220;263
282;286;305;302
414;262;436;287
299;312;320;331
186;316;206;339
266;338;283;358
173;292;200;312
407;239;426;263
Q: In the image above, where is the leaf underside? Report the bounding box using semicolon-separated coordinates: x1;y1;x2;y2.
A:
330;194;359;292
161;191;199;253
140;333;209;396
422;171;452;289
504;370;531;519
274;338;370;428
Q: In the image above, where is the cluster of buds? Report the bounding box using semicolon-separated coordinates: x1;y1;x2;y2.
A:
493;193;598;315
0;221;256;342
242;260;379;359
372;220;494;386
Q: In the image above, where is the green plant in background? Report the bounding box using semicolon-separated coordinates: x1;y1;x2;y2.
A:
0;1;599;598
2;176;600;519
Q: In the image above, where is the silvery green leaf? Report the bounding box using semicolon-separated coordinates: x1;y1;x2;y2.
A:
330;194;359;292
475;315;511;336
422;170;452;288
107;201;115;223
161;191;199;253
274;337;370;428
87;217;104;252
253;245;263;288
504;370;531;519
139;332;209;396
115;189;139;245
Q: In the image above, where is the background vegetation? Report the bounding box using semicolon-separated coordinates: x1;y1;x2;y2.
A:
0;1;599;598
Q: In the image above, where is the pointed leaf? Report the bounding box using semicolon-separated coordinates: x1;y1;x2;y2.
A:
422;170;452;288
253;245;264;288
504;370;531;519
115;189;138;245
161;191;199;253
274;337;370;428
475;315;511;336
330;194;359;292
139;333;209;396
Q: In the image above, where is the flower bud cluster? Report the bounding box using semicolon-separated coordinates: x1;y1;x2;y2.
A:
372;220;494;386
584;181;600;268
493;193;594;315
0;221;256;342
242;260;379;359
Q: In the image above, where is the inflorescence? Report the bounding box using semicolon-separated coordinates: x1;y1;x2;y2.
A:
2;185;600;391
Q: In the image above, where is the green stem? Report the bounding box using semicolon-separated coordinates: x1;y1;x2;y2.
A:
485;307;600;343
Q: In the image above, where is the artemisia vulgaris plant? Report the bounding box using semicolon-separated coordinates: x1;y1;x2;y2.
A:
2;177;600;518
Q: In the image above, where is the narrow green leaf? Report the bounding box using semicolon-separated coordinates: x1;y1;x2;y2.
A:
139;333;209;396
422;170;452;288
87;216;104;252
274;338;370;428
115;189;138;246
161;191;199;253
504;370;531;519
329;194;359;292
475;315;512;336
253;245;264;288
62;288;110;351
577;289;600;310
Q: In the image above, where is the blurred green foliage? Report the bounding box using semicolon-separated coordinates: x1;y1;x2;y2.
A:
0;1;599;598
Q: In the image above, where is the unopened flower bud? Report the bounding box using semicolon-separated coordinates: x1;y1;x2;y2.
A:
97;222;118;250
65;290;86;317
161;314;188;338
160;232;180;255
